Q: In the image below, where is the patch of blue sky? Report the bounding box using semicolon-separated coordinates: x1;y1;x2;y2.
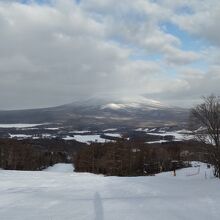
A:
20;0;79;6
19;0;30;3
20;0;50;5
165;68;177;78
160;22;210;51
108;36;163;65
190;60;209;73
160;22;210;73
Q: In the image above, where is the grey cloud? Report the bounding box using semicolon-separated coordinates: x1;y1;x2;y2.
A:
0;0;218;109
171;0;220;46
147;67;220;107
0;0;164;109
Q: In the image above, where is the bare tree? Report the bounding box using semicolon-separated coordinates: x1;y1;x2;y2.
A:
191;95;220;177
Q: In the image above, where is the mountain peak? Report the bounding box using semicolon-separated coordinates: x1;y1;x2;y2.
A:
100;96;168;111
101;103;125;110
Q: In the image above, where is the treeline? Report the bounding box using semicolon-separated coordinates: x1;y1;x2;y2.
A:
74;140;208;176
0;138;209;174
0;138;86;170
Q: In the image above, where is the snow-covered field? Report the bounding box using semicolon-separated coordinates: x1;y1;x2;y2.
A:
0;163;220;220
63;135;109;143
63;133;121;143
69;130;91;134
147;131;194;141
145;130;195;143
9;134;32;138
104;133;121;138
0;123;42;128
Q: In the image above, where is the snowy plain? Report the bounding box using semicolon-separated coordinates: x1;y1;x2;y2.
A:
63;135;109;143
0;124;42;128
0;163;220;220
104;133;121;138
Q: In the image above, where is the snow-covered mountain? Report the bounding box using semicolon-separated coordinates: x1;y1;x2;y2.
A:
0;96;189;128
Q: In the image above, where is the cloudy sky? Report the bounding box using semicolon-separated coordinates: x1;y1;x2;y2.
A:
0;0;220;109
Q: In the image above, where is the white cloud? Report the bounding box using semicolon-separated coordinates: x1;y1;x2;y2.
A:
163;46;201;65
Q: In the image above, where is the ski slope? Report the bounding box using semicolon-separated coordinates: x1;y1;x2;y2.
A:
0;163;219;220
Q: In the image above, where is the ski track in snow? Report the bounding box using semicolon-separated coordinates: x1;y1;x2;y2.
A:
0;163;220;220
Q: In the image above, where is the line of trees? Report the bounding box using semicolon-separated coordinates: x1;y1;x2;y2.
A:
0;138;85;170
74;140;200;176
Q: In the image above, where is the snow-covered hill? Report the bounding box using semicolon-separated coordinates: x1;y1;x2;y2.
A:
0;163;219;220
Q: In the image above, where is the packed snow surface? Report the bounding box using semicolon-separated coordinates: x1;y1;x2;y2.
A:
44;163;74;173
0;163;220;220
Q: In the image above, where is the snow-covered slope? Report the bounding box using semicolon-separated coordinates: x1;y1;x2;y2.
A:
0;163;219;220
44;163;74;173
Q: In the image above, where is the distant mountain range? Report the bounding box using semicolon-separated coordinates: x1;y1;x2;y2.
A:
0;97;189;129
